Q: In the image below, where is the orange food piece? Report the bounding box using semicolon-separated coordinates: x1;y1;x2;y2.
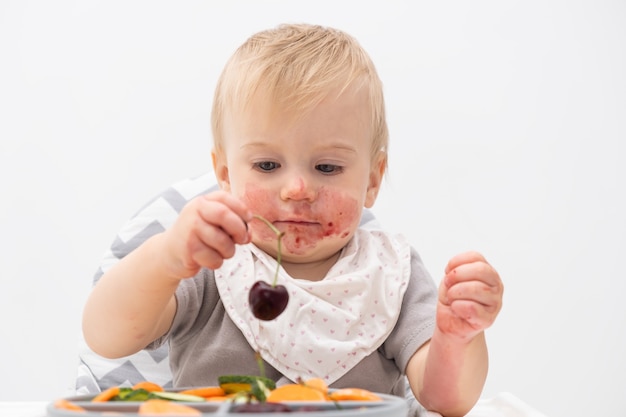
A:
266;384;328;402
178;386;225;398
54;398;86;412
138;399;201;415
205;395;232;402
303;378;328;395
132;381;164;392
91;386;121;402
328;387;382;401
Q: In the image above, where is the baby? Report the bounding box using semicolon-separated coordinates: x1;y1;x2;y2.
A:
83;23;503;417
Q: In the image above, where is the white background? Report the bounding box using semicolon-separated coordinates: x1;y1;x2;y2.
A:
1;1;624;416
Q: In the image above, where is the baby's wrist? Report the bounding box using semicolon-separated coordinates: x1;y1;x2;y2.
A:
432;325;482;348
147;233;193;282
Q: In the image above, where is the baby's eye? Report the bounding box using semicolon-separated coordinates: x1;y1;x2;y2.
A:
254;161;280;172
315;164;343;174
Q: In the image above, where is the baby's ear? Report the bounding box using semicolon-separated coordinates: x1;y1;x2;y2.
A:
364;151;386;208
211;149;231;191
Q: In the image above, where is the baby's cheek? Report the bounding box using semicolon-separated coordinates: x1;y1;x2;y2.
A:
284;189;360;254
239;184;276;240
314;187;360;238
240;184;272;215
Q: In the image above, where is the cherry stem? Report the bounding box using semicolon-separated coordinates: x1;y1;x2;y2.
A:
252;215;285;287
254;352;266;378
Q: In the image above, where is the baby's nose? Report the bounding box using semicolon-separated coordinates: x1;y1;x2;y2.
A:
280;175;316;202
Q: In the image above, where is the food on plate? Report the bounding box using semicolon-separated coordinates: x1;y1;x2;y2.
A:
132;381;165;393
266;384;327;402
302;378;328;394
328;388;382;402
137;399;201;415
177;386;226;399
90;385;121;402
218;374;276;402
51;376;385;416
80;383;204;404
53;398;85;412
146;391;206;402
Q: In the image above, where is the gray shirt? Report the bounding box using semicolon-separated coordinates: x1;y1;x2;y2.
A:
151;246;437;402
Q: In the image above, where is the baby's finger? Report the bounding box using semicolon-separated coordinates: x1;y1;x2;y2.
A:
190;240;228;270
445;280;501;309
194;223;241;261
444;251;488;274
197;193;252;245
445;260;501;289
449;300;497;330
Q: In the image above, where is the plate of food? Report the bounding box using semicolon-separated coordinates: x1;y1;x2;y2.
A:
47;376;408;417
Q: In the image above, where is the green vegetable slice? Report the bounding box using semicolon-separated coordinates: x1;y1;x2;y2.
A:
250;378;272;402
218;375;276;401
148;391;206;402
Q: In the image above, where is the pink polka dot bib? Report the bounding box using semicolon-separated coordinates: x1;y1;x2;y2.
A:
215;228;411;384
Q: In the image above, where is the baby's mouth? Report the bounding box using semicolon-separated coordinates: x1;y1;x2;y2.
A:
275;219;319;228
282;219;315;224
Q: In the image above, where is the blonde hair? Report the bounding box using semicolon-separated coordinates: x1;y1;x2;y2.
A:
211;23;388;166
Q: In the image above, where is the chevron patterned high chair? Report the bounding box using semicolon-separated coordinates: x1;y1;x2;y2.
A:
76;172;220;393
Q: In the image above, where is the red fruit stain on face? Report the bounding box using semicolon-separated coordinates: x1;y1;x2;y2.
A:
242;184;359;255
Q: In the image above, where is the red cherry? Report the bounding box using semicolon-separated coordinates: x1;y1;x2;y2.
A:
248;215;289;321
249;280;289;320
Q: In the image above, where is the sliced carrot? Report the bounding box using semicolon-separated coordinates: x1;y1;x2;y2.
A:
204;393;237;402
54;398;86;412
138;399;201;416
328;387;382;401
205;395;232;402
91;386;121;402
266;384;328;402
304;377;328;395
178;386;225;398
132;381;164;392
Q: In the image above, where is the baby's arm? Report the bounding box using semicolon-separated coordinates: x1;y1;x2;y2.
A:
406;251;503;417
82;191;251;359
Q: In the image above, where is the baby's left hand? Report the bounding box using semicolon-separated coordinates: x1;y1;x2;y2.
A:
437;251;503;342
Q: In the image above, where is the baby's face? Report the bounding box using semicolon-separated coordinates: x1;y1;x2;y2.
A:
215;87;384;267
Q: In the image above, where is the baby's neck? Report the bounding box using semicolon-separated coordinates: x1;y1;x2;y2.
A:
281;251;341;281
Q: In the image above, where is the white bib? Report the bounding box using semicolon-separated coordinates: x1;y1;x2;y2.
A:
214;228;411;384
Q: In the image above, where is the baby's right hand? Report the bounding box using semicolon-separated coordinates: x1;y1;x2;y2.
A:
159;190;252;279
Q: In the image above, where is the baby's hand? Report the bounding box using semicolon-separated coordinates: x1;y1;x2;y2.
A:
436;251;503;342
160;191;252;279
